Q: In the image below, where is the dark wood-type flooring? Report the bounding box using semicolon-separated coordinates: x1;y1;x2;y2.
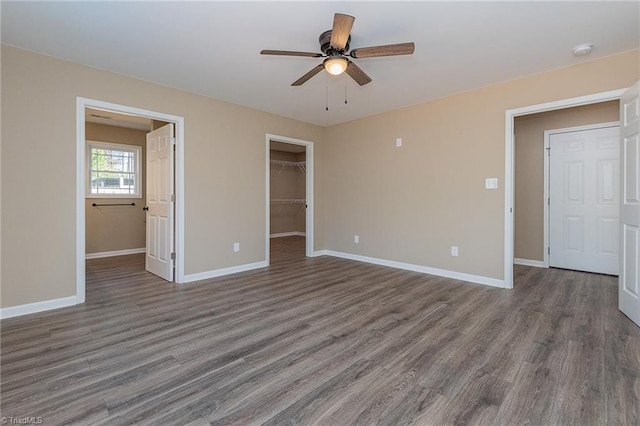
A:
1;236;639;425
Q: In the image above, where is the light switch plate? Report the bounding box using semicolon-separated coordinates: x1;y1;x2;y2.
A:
396;138;402;147
485;178;498;189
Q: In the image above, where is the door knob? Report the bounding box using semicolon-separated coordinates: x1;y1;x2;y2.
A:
143;206;149;211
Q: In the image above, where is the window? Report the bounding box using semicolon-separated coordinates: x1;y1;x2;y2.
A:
87;141;141;198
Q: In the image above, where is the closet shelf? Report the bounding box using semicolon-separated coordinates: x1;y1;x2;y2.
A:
270;160;306;175
270;199;306;213
270;199;306;204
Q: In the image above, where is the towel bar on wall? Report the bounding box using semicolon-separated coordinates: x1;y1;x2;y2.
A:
91;202;136;207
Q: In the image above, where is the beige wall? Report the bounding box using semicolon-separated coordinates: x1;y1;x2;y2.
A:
323;50;638;280
270;150;306;234
514;101;620;262
85;122;147;254
151;119;169;131
1;44;638;309
1;45;324;308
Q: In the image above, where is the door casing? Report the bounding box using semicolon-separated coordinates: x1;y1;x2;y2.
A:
76;97;186;304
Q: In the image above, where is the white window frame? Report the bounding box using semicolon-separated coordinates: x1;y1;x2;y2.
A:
86;140;141;199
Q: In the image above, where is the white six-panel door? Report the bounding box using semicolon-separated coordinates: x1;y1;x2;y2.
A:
549;125;620;275
146;123;175;282
619;81;640;327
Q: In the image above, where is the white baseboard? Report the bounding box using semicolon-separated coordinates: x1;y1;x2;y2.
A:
86;248;146;259
182;261;268;283
270;232;306;238
0;295;79;320
514;258;547;268
319;250;506;288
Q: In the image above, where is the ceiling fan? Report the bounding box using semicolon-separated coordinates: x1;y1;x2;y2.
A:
261;13;415;86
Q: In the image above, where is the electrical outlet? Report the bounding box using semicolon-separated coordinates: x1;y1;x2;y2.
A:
451;246;459;257
396;138;402;147
233;242;240;252
354;235;360;244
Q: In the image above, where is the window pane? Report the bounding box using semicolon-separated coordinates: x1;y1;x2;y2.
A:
88;143;139;197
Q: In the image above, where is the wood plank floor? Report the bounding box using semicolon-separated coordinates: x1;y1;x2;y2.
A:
1;236;639;425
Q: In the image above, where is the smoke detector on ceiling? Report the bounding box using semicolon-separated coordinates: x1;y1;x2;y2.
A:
572;44;593;56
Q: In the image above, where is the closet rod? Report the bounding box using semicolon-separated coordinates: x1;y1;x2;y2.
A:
92;202;136;207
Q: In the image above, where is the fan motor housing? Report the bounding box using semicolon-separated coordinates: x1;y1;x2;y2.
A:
319;30;350;55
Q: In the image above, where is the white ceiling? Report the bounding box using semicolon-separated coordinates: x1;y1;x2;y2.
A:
2;1;638;127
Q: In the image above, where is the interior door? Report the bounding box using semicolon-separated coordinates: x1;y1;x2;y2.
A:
619;81;640;327
146;123;175;282
549;125;620;275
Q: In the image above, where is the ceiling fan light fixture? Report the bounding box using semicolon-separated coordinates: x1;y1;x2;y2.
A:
324;56;348;75
262;12;414;86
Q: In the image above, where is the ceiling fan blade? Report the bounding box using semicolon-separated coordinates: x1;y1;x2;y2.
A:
291;64;324;86
330;13;355;50
350;42;415;58
345;61;372;86
261;50;323;58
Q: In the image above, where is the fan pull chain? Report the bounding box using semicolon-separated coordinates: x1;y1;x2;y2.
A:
344;74;348;104
325;75;329;111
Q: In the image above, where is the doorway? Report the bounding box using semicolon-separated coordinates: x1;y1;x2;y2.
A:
265;134;314;264
76;98;185;303
84;108;174;281
505;89;625;288
84;107;151;262
512;102;620;275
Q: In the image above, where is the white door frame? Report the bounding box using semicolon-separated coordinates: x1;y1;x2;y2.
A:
543;121;620;268
76;97;186;303
265;134;314;262
504;88;625;288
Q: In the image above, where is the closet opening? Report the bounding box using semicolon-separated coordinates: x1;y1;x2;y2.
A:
265;134;314;264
